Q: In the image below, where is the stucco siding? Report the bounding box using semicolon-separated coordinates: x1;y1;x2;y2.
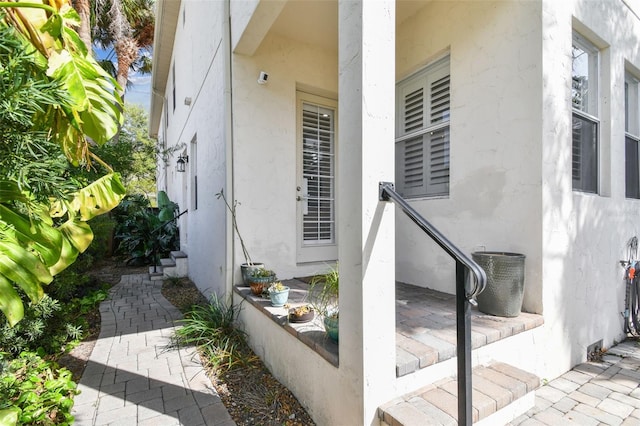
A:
541;0;640;378
395;1;544;314
231;32;338;281
160;0;229;298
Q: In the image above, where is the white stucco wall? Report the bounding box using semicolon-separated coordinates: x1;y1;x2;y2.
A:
158;0;230;298
541;0;640;377
230;33;339;281
395;1;544;312
395;0;640;379
153;2;640;422
234;295;349;426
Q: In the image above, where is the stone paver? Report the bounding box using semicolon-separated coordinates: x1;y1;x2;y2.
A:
73;274;235;425
513;340;640;426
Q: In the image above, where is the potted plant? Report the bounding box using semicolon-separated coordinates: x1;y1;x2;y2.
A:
309;265;339;342
216;189;264;283
288;304;315;323
268;281;290;307
248;268;277;295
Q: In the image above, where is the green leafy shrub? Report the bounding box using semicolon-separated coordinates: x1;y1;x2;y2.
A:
171;295;255;371
83;215;116;261
0;288;108;357
113;194;179;265
46;267;91;303
0;351;77;425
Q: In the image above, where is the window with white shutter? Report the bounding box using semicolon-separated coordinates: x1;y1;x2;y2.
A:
571;32;599;194
302;103;335;245
395;56;450;198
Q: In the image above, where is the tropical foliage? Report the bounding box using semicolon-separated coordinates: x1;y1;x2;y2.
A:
113;192;179;266
0;351;77;425
74;104;157;196
0;0;125;327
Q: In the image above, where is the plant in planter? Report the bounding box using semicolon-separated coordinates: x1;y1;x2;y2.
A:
268;281;290;307
248;268;277;295
288;304;315;323
309;266;339;342
216;189;264;282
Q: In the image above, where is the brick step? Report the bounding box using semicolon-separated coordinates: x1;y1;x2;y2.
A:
379;362;539;425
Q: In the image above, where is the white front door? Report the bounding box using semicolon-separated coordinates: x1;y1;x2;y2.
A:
296;93;337;263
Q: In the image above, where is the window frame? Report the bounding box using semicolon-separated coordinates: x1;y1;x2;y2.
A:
625;72;640;199
172;62;176;112
395;55;451;199
571;31;600;194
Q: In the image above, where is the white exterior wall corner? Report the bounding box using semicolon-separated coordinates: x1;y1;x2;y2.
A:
542;0;638;379
158;0;230;299
395;3;544;311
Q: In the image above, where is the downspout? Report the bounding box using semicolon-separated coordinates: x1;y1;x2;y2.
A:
223;0;236;295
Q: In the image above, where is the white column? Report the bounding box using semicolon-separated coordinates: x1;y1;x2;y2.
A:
338;1;396;424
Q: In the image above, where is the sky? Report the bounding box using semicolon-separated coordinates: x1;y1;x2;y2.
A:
125;71;151;112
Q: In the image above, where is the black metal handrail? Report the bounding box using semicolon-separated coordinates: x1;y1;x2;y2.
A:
379;182;487;426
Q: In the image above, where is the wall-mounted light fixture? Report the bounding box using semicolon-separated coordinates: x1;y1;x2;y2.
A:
176;154;189;172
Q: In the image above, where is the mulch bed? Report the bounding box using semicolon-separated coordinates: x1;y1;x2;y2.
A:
161;277;316;426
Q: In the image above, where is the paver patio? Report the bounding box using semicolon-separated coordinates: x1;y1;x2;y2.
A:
72;274;235;426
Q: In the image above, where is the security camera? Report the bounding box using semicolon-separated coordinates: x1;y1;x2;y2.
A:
258;71;269;84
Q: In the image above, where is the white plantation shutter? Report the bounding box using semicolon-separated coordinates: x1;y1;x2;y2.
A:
302;103;335;244
396;57;450;197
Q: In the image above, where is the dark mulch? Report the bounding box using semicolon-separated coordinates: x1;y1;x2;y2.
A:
161;277;316;426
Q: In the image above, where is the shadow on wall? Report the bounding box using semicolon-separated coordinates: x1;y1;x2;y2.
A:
544;0;638;369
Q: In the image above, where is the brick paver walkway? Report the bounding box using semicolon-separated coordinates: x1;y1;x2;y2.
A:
512;340;640;425
72;274;235;426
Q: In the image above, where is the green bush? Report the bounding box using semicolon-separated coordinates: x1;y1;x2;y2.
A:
113;194;179;265
171;295;254;371
0;288;108;357
0;351;77;425
84;215;116;261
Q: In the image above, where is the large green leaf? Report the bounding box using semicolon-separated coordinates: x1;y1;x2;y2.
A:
0;240;50;302
48;231;79;276
48;49;122;147
58;219;93;252
0;275;24;327
0;204;63;267
0;407;19;426
68;173;126;221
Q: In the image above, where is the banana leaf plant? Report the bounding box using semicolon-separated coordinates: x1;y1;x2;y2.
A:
0;0;125;327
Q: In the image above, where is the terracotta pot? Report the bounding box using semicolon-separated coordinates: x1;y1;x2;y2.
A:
249;281;265;295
